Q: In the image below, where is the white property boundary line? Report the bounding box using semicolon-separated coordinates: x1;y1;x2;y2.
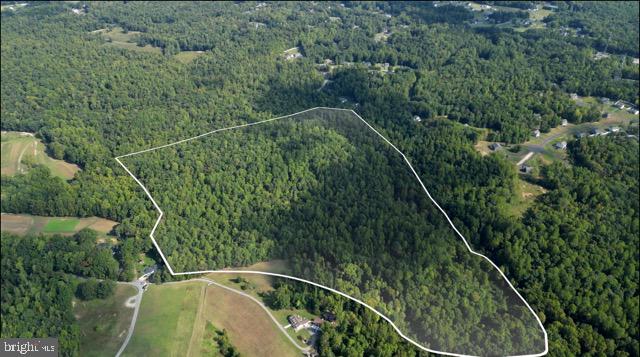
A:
115;107;549;357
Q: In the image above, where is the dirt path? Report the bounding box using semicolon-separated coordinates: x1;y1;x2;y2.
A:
186;283;208;357
15;142;30;174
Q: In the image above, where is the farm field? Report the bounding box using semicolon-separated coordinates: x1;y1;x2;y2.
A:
205;262;322;350
74;284;138;357
121;278;303;357
122;282;204;357
1;131;80;179
193;283;302;357
0;213;118;238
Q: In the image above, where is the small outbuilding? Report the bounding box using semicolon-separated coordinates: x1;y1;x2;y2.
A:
554;141;567;150
520;165;533;174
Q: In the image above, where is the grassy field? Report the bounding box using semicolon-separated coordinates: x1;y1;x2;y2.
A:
122;282;205;357
121;268;305;357
1;131;80;179
43;218;80;233
205;260;320;350
505;178;547;217
1;213;118;238
74;284;138;357
206;260;290;299
174;51;206;64
92;27;162;55
192;284;302;357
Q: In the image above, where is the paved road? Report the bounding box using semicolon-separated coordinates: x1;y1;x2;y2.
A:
163;277;312;354
516;151;535;166
115;281;145;357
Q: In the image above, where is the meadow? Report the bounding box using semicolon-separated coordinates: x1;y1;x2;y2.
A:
74;284;138;357
1;131;80;179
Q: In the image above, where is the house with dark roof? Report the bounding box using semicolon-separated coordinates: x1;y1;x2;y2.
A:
520;165;533;174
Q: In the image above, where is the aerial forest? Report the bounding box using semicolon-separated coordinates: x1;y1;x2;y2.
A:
1;1;638;356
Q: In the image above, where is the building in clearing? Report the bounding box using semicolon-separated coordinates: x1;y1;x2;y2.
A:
610;126;620;133
140;265;157;280
561;119;568;126
489;143;501;151
413;115;422;122
288;315;311;332
520;165;533;174
554;141;567;150
533;129;541;137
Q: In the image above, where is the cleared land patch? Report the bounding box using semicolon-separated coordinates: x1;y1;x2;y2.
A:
91;27;162;55
43;218;80;233
174;51;206;64
195;283;301;357
0;213;118;238
1;131;80;179
74;284;138;357
122;282;204;357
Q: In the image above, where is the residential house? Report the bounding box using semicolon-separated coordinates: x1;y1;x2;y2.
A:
288;315;311;332
140;265;157;280
520;165;533;174
554;141;567;150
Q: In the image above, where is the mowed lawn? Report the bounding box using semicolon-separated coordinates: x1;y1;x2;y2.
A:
1;213;118;237
74;284;138;357
1;131;80;179
122;282;205;357
192;284;302;357
43;218;80;233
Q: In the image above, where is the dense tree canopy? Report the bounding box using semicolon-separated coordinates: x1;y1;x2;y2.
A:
1;1;638;356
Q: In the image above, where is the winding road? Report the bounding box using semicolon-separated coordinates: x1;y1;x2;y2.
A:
115;281;144;357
